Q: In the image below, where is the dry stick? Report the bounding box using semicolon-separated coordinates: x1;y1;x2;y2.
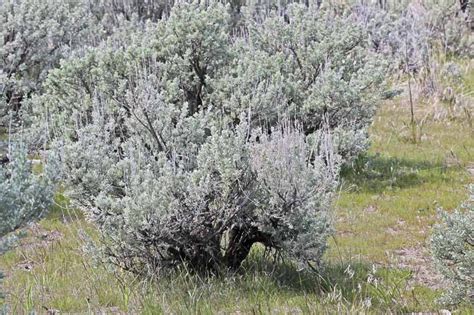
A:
408;74;415;126
405;32;416;142
407;74;417;143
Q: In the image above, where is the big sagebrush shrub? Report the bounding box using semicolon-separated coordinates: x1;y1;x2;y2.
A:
36;2;386;274
431;186;474;307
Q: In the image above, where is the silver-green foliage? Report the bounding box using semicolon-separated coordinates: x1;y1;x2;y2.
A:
0;144;57;237
37;2;385;273
431;186;474;306
216;4;387;160
38;2;386;160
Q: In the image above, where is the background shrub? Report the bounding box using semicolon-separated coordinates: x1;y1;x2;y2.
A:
0;0;96;124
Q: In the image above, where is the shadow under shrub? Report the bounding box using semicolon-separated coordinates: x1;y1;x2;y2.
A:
341;153;451;193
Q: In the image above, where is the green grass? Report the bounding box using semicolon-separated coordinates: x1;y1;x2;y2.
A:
1;74;473;314
0;214;443;314
330;101;473;264
0;128;7;141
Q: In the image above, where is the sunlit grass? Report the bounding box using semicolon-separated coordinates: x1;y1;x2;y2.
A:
0;213;442;314
329;97;472;262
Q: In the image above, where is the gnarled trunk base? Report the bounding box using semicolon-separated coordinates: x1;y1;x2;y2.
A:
224;226;274;270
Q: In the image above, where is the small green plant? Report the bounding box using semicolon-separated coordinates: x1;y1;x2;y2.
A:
431;185;473;307
0;143;57;237
404;112;431;144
